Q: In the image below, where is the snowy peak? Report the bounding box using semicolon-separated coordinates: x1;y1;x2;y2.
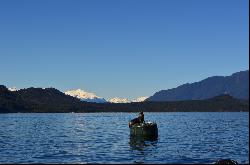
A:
64;89;107;103
8;87;18;91
65;89;99;99
108;96;148;103
108;97;130;103
132;96;148;102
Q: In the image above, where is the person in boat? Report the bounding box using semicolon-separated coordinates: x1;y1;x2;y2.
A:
129;111;145;128
138;111;144;123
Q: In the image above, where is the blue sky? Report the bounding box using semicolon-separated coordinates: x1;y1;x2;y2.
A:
0;0;248;100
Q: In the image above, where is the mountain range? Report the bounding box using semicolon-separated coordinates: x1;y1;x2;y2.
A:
65;89;107;103
64;89;148;103
146;70;249;101
64;70;248;103
64;89;131;103
108;97;130;103
0;85;248;113
8;88;148;103
1;70;249;113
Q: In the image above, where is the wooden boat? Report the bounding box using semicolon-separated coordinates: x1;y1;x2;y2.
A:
130;121;158;137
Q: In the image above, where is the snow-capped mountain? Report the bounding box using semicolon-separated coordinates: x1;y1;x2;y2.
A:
132;96;148;102
108;96;148;103
7;86;148;104
8;87;18;91
65;89;107;103
108;97;131;103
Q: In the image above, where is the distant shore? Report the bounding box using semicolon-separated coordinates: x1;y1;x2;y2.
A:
1;97;248;113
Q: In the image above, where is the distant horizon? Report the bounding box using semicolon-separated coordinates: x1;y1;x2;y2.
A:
4;69;248;100
1;0;248;100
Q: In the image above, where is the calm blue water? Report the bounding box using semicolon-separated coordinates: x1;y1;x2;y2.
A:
0;112;248;164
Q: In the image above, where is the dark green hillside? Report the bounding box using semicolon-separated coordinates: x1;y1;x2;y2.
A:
94;94;248;112
0;85;249;113
15;87;84;112
0;85;26;113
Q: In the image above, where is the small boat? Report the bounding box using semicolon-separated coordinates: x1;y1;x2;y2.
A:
130;121;158;138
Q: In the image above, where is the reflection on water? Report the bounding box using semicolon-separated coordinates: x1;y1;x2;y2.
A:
129;135;158;151
129;135;158;164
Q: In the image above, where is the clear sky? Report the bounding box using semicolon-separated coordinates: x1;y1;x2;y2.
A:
0;0;248;100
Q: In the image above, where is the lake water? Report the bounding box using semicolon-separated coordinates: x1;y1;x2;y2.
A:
0;112;248;164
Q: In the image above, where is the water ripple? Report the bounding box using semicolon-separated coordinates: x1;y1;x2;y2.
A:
0;112;248;164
